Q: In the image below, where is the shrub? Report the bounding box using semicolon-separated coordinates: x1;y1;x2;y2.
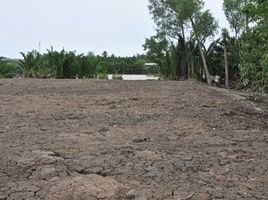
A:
97;73;108;79
0;62;19;77
112;74;123;80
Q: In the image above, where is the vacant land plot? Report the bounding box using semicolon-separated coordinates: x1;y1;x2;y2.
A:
0;79;267;200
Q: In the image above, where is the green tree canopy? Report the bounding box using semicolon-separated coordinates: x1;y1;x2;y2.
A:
148;0;218;84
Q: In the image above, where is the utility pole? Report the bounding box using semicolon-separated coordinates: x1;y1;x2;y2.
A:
38;42;41;53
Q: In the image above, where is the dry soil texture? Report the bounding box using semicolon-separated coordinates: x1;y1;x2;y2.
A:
0;79;267;200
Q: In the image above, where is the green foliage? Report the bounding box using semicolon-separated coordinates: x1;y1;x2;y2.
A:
222;0;268;90
237;0;268;90
97;73;108;79
1;0;266;91
168;44;180;79
143;34;169;76
164;0;218;42
96;61;109;75
239;30;268;90
18;51;45;78
0;58;19;78
205;29;240;86
223;0;249;38
16;49;149;79
148;0;218;83
146;0;268;89
193;10;218;42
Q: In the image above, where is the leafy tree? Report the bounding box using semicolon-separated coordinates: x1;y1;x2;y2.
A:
143;33;169;76
18;51;42;77
0;58;19;78
205;29;241;88
223;0;250;39
102;51;108;58
148;0;218;84
236;0;268;90
46;48;65;78
15;49;150;79
148;0;189;79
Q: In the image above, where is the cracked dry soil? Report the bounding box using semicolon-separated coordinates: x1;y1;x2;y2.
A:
0;79;267;200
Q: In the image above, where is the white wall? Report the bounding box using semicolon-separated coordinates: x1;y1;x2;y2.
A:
108;74;159;80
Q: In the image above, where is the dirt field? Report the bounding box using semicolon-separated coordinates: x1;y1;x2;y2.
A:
0;79;267;200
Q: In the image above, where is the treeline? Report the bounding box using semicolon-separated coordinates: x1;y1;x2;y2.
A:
145;0;268;90
1;0;267;91
0;49;150;79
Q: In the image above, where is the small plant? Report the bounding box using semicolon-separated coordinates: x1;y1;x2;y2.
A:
97;73;108;79
112;74;123;80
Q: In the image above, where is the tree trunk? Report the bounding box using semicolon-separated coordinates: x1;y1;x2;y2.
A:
197;42;212;85
244;0;249;32
180;53;187;80
179;27;188;80
190;17;211;85
224;46;229;89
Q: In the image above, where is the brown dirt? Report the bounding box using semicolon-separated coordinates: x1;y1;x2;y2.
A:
0;79;267;200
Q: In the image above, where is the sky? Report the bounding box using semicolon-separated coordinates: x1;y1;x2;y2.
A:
0;0;229;59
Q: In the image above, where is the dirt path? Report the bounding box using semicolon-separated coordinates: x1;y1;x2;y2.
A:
0;79;267;200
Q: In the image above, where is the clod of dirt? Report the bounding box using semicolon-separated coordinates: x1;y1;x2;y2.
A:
126;188;153;200
45;174;126;200
133;137;151;143
177;153;194;161
16;150;64;168
36;166;59;181
134;150;164;161
129;97;139;101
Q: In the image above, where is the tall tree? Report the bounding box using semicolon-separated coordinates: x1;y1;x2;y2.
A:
148;0;218;84
223;0;250;39
238;0;268;90
143;33;170;77
148;0;188;79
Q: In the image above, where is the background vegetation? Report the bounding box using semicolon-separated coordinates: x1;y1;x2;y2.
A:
0;50;150;79
0;0;267;92
145;0;268;91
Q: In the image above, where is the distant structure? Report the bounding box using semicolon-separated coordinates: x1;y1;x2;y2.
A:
108;74;159;81
0;57;13;62
144;63;157;67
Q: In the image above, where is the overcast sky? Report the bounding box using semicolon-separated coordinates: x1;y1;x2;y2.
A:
0;0;229;58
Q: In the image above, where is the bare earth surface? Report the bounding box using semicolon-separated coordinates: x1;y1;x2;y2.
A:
0;79;267;200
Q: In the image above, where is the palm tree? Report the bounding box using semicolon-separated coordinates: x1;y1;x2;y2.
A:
18;51;41;77
205;29;240;88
